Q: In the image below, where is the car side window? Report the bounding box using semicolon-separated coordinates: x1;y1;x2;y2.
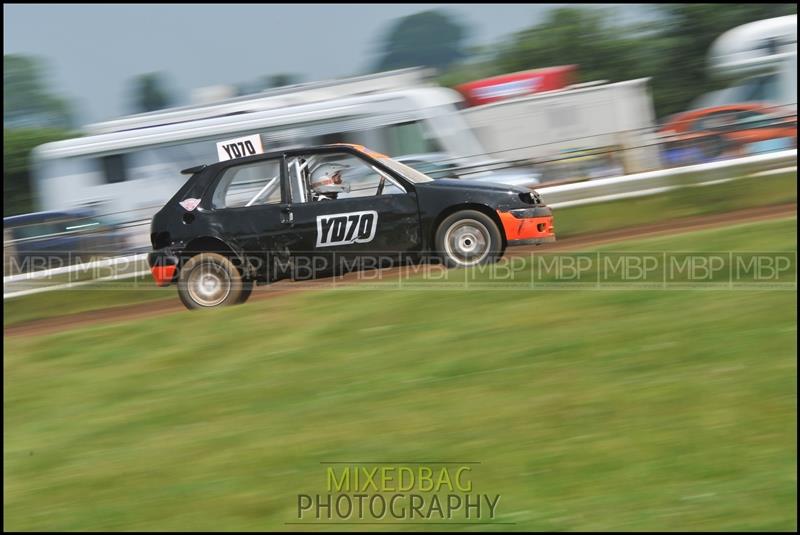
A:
693;112;738;131
285;152;404;203
211;159;283;209
734;110;773;128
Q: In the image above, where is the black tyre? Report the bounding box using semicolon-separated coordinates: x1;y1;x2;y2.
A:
177;252;244;310
237;281;254;304
435;210;504;269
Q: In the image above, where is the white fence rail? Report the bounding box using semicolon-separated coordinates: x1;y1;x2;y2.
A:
3;150;797;299
3;253;148;284
539;149;797;208
3;270;152;300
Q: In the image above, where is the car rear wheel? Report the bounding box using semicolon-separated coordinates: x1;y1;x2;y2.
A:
237;281;254;304
435;210;503;269
177;252;244;310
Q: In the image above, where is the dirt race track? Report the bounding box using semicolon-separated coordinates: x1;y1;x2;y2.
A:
4;202;796;338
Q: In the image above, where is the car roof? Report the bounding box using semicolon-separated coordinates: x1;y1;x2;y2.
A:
193;143;393;174
663;103;777;125
659;104;769;132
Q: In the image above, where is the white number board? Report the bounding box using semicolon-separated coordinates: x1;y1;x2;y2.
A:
216;134;264;161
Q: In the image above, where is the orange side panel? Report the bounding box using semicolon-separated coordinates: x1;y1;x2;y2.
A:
151;265;177;287
496;211;555;241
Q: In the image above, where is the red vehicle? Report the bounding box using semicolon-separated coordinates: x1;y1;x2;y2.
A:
658;104;797;164
455;66;577;107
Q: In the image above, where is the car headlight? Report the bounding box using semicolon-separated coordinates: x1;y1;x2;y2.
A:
518;191;543;205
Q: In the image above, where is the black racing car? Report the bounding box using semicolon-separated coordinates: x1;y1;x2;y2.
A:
148;144;555;309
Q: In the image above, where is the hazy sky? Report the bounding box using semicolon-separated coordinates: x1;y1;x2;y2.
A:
4;4;654;125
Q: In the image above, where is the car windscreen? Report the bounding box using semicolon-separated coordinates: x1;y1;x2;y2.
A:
402;159;459;179
376;157;435;184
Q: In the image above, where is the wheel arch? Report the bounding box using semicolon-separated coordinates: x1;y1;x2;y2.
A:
181;236;249;277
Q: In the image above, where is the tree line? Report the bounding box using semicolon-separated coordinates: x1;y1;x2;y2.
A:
377;4;796;118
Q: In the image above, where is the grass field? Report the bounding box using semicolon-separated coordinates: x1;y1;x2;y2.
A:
4;217;796;531
552;168;796;237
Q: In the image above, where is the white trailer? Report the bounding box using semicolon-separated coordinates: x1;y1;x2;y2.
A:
30;68;534;233
460;78;663;180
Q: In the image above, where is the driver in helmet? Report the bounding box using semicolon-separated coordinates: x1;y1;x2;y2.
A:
309;162;351;201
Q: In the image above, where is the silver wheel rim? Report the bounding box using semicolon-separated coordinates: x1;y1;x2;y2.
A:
443;219;490;267
187;262;231;307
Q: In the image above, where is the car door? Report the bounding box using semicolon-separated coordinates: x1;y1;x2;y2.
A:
282;150;421;278
203;155;293;279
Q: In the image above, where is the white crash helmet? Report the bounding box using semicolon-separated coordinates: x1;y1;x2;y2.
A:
309;162;351;193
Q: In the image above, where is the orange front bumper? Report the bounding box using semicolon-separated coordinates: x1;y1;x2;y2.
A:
497;210;555;244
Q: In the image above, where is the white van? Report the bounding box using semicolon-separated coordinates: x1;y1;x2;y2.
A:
698;15;797;109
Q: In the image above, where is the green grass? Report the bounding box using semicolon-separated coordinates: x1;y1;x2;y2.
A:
2;280;173;327
4;218;796;531
553;170;796;238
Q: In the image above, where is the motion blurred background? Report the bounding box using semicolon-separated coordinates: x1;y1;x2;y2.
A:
3;3;796;262
3;3;797;531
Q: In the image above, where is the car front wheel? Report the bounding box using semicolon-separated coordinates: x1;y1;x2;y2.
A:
435;210;503;269
177;252;245;310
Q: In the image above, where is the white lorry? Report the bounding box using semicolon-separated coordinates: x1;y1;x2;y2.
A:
459;78;663;181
